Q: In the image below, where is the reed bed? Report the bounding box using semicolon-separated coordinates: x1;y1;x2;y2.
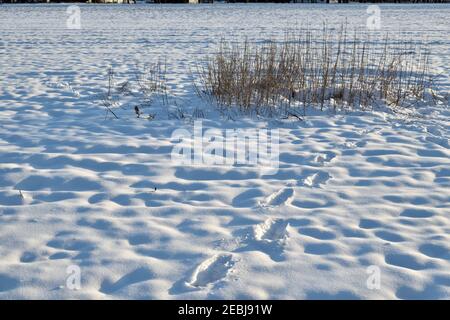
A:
195;26;432;118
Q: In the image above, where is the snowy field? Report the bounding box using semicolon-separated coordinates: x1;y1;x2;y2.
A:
0;3;449;299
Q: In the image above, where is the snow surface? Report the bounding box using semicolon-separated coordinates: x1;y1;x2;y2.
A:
0;4;449;299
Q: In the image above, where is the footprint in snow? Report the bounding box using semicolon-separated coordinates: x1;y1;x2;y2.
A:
357;127;382;136
186;254;234;288
313;152;336;166
253;218;289;243
342;141;357;149
262;187;294;207
187;219;290;289
301;172;331;188
339;140;366;149
314;153;335;166
232;218;290;262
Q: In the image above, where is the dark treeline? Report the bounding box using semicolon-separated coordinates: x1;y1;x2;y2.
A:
1;0;449;3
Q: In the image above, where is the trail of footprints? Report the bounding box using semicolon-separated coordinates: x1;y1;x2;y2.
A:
187;206;447;290
262;187;295;207
19;130;440;295
184;150;339;289
15;206;443;295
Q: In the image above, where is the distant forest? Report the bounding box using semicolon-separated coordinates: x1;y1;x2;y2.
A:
1;0;449;3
